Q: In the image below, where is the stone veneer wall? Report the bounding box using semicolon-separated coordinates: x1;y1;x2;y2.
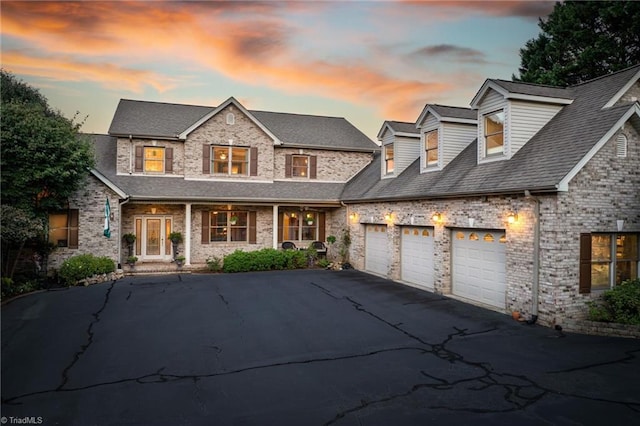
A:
48;175;120;271
184;104;275;180
545;125;640;323
274;148;375;181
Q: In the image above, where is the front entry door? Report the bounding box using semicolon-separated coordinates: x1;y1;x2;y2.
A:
136;216;173;261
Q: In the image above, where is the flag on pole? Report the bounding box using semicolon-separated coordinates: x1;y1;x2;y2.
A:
104;198;111;238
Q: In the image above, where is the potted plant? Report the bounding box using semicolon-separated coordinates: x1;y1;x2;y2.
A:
123;233;136;257
175;255;186;268
168;232;183;244
306;214;314;226
230;215;239;225
126;255;138;268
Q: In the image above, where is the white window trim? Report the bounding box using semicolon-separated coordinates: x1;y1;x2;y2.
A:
421;127;440;173
291;155;310;178
144;146;165;174
211;145;250;176
383;143;394;177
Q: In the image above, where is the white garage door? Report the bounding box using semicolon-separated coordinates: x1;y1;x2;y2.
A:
452;230;506;309
365;225;389;276
401;227;434;290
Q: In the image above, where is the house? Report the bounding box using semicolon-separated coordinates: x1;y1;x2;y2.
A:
48;65;639;329
47;97;379;269
341;64;640;327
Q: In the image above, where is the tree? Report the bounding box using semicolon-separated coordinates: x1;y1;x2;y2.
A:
0;70;94;279
1;70;94;212
514;1;640;86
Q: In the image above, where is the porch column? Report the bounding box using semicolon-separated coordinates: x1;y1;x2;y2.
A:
273;205;279;249
185;203;192;265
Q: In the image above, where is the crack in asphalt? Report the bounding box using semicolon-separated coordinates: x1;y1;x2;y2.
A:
56;280;116;391
547;348;640;373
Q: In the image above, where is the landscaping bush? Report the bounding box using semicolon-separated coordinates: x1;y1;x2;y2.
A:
206;256;223;272
587;278;640;325
58;254;115;285
1;277;42;300
223;248;308;273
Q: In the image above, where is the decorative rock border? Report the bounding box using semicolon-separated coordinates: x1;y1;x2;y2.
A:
562;318;640;339
77;270;125;287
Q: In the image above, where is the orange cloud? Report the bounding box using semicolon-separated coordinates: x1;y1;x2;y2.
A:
2;51;179;93
0;1;465;121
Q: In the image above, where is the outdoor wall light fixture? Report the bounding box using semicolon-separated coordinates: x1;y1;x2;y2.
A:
507;212;518;224
432;212;442;222
150;207;157;215
384;213;393;222
349;212;358;222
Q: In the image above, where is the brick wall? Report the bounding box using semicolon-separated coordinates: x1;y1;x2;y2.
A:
274;148;374;181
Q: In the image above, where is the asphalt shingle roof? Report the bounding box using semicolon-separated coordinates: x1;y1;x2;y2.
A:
343;65;640;202
385;121;419;135
428;104;477;121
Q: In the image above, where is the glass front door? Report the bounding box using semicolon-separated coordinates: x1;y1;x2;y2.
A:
135;216;172;261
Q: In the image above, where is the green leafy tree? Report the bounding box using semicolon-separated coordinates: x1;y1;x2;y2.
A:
515;1;640;86
0;70;94;279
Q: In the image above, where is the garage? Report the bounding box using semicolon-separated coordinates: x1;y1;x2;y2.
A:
365;225;389;276
400;227;434;290
452;229;507;309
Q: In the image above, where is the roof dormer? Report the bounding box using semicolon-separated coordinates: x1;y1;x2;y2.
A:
470;80;573;164
377;121;420;179
415;104;476;173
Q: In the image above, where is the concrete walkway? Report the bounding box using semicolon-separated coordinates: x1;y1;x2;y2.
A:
2;270;639;425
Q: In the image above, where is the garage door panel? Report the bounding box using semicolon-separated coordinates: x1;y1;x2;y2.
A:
452;229;506;309
401;227;434;290
365;225;389;277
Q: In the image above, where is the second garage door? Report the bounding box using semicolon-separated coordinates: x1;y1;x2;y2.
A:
452;229;506;309
401;227;434;290
365;225;389;277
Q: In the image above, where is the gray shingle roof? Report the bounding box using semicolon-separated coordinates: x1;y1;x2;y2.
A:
108;99;214;139
491;79;574;100
250;110;378;151
343;65;640;202
385;121;419;135
428;104;477;121
108;99;378;151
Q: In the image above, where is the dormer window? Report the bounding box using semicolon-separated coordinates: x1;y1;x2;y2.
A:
484;110;505;156
425;129;439;167
384;144;394;174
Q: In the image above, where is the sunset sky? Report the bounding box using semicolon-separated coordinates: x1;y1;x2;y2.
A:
1;0;556;141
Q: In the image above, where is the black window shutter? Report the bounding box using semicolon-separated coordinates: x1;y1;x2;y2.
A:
250;147;258;176
68;209;79;249
284;155;292;178
249;211;257;243
309;156;317;179
201;211;210;244
165;147;173;173
579;233;592;294
318;212;325;241
202;145;210;174
134;146;143;172
278;212;284;243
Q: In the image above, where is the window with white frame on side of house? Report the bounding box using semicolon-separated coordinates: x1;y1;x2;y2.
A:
484;110;505;157
200;210;257;244
425;129;439;167
384;144;394;174
48;209;79;249
134;146;174;174
203;145;258;176
285;154;317;178
580;233;639;293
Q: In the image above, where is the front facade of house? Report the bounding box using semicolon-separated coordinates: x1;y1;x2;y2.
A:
48;66;640;328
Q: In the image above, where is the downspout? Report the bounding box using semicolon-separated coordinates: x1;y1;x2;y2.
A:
525;190;539;324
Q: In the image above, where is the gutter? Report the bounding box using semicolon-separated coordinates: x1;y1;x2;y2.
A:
524;190;540;325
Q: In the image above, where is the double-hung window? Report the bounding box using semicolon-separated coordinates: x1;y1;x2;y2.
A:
210;211;247;242
135;146;173;174
212;146;249;176
580;233;639;292
292;155;309;177
425;129;438;167
384;144;394;174
281;211;324;242
49;209;79;248
484;110;505;156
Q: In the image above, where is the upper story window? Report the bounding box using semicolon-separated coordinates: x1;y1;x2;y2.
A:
425;129;438;167
212;146;249;176
384;144;394;174
134;146;173;174
484;110;505;156
292;155;309;177
285;154;317;179
144;147;165;173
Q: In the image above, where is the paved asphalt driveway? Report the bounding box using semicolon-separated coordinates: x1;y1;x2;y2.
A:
2;270;639;425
